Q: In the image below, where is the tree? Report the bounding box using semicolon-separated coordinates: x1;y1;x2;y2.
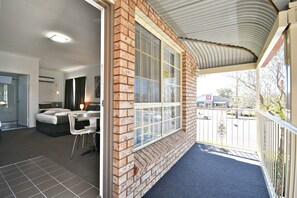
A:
216;88;234;99
229;44;287;119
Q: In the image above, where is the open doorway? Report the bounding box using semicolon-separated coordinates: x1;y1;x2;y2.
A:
0;72;29;130
0;0;109;197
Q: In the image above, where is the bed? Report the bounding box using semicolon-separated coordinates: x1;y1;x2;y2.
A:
36;103;100;137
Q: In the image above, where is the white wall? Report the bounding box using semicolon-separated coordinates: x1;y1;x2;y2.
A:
39;69;64;104
64;66;100;103
0;51;39;127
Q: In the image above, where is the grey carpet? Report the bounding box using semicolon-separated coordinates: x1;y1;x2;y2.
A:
0;128;99;187
144;143;269;198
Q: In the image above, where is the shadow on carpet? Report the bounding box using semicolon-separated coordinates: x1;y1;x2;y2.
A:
144;143;269;198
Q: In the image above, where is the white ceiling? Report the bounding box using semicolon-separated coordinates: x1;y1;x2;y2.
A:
0;0;101;71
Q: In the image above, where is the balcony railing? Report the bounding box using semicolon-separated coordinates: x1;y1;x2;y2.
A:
258;111;297;198
197;108;257;151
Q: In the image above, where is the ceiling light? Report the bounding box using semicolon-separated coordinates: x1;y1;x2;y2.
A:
47;32;71;43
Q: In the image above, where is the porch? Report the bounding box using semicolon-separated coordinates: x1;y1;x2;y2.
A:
143;107;297;197
145;143;268;198
109;0;297;197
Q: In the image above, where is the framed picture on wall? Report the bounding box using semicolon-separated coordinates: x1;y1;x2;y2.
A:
95;76;100;98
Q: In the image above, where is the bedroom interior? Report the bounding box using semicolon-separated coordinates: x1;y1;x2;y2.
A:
0;0;104;197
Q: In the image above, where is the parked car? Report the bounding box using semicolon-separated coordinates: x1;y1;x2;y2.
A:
197;112;211;120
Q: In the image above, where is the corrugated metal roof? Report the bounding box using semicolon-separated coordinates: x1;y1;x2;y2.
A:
146;0;278;70
183;39;256;69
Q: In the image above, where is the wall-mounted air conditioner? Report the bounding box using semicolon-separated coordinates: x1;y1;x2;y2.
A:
39;76;55;83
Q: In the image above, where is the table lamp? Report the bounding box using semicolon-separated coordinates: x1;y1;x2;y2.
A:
80;103;84;110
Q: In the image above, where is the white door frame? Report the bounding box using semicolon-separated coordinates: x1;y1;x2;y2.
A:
84;1;113;197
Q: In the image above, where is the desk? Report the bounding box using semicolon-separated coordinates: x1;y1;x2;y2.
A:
74;112;100;129
73;112;100;155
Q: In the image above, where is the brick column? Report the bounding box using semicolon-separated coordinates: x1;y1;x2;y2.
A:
113;0;136;197
182;51;197;138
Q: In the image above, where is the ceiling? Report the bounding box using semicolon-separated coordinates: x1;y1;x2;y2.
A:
146;0;285;70
0;0;101;71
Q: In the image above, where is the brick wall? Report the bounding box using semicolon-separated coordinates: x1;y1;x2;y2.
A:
113;0;197;197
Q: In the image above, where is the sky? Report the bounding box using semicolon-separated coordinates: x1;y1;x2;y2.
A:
196;73;235;97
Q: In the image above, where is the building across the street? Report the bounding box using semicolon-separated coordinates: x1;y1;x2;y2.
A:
197;94;231;108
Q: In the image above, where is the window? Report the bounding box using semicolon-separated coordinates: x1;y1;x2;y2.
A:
135;23;161;103
134;23;182;149
0;84;8;107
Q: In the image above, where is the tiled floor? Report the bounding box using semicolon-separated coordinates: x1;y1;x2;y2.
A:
0;156;99;198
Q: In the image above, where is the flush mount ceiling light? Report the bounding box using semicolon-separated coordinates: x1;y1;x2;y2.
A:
47;32;71;43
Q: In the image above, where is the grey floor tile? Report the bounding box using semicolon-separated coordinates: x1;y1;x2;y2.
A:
31;156;46;162
62;176;84;189
16;160;34;167
15;186;39;198
21;166;41;175
0;188;13;197
38;162;56;170
70;181;92;196
36;178;59;191
50;168;66;178
31;174;52;185
55;171;75;183
0;175;5;184
1;156;97;198
35;162;52;169
34;159;52;166
0;181;9;191
4;171;24;181
43;184;67;197
26;169;46;180
18;163;37;170
79;187;99;198
1;167;21;176
18;163;38;171
30;193;46;198
0;165;17;174
7;176;29;187
43;164;60;173
53;190;76;198
10;180;34;193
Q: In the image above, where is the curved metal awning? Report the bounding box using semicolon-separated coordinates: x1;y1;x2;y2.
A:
146;0;279;72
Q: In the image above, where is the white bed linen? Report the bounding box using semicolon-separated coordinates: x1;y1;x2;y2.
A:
36;114;59;124
36;110;87;124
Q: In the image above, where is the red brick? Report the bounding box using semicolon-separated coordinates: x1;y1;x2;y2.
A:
114;75;128;84
115;8;129;19
114;125;128;134
114;24;129;35
114;41;128;51
113;0;197;197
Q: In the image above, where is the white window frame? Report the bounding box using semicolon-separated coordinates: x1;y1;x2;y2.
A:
134;16;183;151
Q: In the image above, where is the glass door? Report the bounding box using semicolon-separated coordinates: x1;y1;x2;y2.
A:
0;76;18;125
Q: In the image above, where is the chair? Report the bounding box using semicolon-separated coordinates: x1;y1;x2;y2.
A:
68;113;96;159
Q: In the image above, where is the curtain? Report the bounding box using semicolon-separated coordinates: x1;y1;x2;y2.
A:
64;79;74;110
74;77;86;110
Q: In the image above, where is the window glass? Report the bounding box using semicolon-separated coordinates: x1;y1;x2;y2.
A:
135;23;160;103
134;23;181;149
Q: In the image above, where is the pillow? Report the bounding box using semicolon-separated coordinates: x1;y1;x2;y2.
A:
43;110;55;115
46;108;71;113
55;112;68;116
